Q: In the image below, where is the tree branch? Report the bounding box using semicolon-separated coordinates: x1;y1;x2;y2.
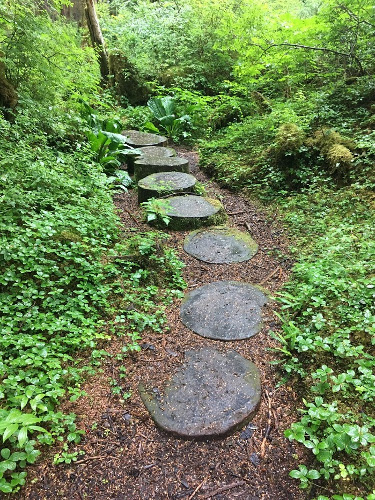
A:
336;3;375;29
252;41;366;75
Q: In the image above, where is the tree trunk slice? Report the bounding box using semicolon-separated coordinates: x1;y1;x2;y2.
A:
180;280;268;341
139;347;261;439
139;146;176;158
134;157;189;181
126;146;176;175
184;226;258;263
153;195;227;230
122;130;167;147
138;172;197;204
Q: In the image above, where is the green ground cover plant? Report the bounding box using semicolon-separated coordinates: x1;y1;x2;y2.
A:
0;115;186;492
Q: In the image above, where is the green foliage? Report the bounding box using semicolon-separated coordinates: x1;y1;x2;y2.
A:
99;0;236;93
141;198;172;226
0;0;100;134
146;95;192;142
80;100;140;175
273;186;375;495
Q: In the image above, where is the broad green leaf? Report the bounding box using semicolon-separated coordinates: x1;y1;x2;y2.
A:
2;424;18;442
18;427;28;447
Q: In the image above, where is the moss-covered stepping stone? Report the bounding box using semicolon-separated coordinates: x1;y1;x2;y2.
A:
139;347;261;439
134;156;189;181
122;130;167;147
161;195;227;230
138;171;197;203
139;146;176;158
184;226;258;263
126;146;176;175
180;281;268;340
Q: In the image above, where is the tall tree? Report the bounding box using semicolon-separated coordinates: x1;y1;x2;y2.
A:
85;0;109;80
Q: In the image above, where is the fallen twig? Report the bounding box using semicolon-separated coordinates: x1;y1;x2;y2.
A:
201;481;246;499
188;476;208;500
124;208;140;224
227;210;245;216
260;266;282;285
76;455;115;464
260;389;273;458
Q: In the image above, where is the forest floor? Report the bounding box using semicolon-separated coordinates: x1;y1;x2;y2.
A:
18;149;309;500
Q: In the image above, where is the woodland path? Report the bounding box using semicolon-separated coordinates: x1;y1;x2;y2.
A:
18;147;308;500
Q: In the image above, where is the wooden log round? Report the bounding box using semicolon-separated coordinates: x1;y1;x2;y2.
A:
134;156;190;181
125;146;175;175
122;130;167;147
138;171;197;204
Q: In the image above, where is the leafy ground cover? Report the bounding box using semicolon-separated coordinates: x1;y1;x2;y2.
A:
0;116;186;493
196;81;375;497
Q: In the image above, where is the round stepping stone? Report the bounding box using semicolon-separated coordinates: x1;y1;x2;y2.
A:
125;146;176;175
134;156;189;181
139;347;261;438
138;171;197;203
180;281;267;340
122;130;167;147
184;226;258;263
139;146;176;158
161;195;227;230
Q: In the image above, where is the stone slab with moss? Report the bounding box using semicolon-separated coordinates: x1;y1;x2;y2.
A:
184;226;258;263
157;195;227;230
180;280;268;341
138;171;197;203
134;157;190;181
139;347;261;438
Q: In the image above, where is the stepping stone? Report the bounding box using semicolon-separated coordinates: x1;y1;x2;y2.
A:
134;156;189;181
180;281;267;340
139;146;176;158
138;172;197;204
122;130;167;147
160;195;227;230
139;347;261;438
126;146;175;175
184;226;258;263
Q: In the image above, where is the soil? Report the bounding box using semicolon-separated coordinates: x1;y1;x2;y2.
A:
17;148;309;500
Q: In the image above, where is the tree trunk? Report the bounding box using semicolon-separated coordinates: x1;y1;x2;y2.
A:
85;0;109;81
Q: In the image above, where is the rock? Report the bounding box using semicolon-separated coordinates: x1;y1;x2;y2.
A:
122;130;167;147
180;281;268;341
134;156;189;181
183;226;258;263
157;195;227;230
138;171;197;203
139;347;261;438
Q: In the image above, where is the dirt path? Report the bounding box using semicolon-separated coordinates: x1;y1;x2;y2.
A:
19;149;307;500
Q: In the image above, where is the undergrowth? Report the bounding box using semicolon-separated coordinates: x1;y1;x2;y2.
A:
0;117;186;493
197;80;375;498
275;186;375;498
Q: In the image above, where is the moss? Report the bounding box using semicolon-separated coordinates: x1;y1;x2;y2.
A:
326;144;353;172
274;123;305;155
306;128;355;153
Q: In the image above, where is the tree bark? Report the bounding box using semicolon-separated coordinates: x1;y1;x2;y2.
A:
85;0;109;81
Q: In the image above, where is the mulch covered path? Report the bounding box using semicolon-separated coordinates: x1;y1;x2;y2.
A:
17;149;308;500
